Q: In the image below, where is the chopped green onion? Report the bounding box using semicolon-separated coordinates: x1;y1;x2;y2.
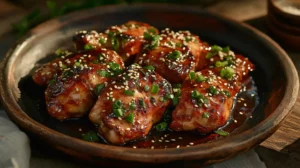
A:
215;60;229;68
99;37;106;44
138;98;146;109
205;45;222;59
211;45;223;52
143;65;155;71
189;71;196;80
97;70;109;77
215;130;229;136
129;101;136;110
125;113;135;124
220;67;235;80
114;108;124;117
196;74;206;82
94;83;105;96
151;84;159;94
150;35;160;49
108;62;121;73
222;46;230;53
209;86;219;95
143;32;152;40
55;48;63;56
92;59;99;64
156;122;168;131
144;85;150;92
84;44;93;50
191;90;201;98
113;99;122;109
173;84;182;88
81;131;100;142
111;36;119;51
185;36;192;42
202;112;210;118
222;90;231;97
123;90;135;96
168;50;181;60
74;61;81;67
175;42;182;47
172;96;179;106
147;27;157;34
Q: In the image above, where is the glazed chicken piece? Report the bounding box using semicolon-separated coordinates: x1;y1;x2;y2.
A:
32;49;122;86
89;64;172;145
170;50;254;133
45;49;125;120
73;21;159;62
135;28;208;83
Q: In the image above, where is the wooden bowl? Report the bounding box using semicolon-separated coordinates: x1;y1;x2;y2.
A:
0;4;298;167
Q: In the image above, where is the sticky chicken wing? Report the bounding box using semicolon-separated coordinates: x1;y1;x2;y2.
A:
135;28;208;83
89;64;172;144
45;48;125;120
170;48;254;133
73;21;159;62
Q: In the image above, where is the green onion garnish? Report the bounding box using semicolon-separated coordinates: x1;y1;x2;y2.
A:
143;65;155;71
191;90;201;98
74;62;81;67
156;122;168;131
99;37;106;44
147;27;157;34
189;71;196;80
168;50;181;60
94;83;105;96
125;112;135;124
138;98;146;109
172;96;179;106
123;90;135;96
215;130;229;136
209;86;219;95
81;131;100;142
151;84;159;94
196;74;206;82
222;90;231;97
129;101;136;111
97;70;109;77
108;62;121;72
144;85;150;92
215;60;229;68
111;36;119;51
220;67;235;80
222;46;230;53
202;112;210;118
84;44;93;50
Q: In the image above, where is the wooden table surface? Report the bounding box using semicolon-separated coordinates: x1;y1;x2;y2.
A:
0;0;300;167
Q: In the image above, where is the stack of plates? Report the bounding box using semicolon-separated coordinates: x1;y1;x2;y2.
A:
267;0;300;50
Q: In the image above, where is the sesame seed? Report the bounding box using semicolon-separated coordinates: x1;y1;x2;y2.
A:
234;120;237;123
176;145;180;148
178;137;183;140
239;112;243;115
151;146;154;149
151;140;155;143
189;142;194;145
133;146;136;148
171;139;176;142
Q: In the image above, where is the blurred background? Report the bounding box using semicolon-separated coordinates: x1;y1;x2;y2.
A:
0;0;267;37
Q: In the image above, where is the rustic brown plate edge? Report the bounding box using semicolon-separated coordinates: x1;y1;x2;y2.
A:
0;3;298;164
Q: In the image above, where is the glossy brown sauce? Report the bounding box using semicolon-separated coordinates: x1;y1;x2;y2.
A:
23;74;257;149
123;76;258;149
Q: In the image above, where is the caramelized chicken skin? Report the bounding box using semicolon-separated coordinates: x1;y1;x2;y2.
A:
89;64;172;144
73;21;159;62
45;48;125;120
170;49;254;133
135;28;208;83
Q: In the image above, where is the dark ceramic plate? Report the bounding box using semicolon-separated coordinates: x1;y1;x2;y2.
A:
0;4;298;167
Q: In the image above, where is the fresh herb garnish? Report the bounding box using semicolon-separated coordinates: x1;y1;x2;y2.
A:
94;83;105;96
81;131;100;142
156;122;168;131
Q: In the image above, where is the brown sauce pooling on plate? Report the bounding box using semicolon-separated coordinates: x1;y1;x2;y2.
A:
38;76;257;148
123;76;258;149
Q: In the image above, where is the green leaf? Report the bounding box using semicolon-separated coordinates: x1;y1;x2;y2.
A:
125;112;135;124
94;83;105;96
